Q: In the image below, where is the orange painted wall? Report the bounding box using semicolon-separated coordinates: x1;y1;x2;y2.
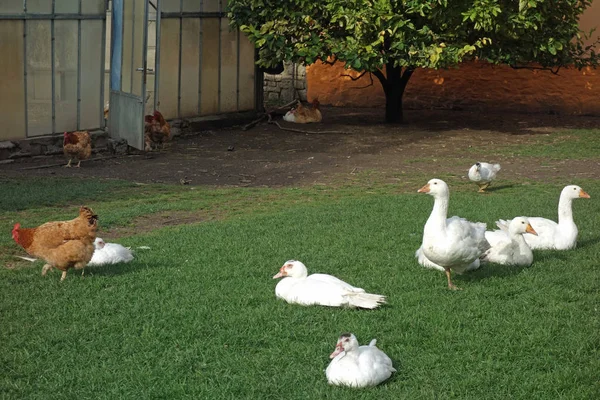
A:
307;4;600;115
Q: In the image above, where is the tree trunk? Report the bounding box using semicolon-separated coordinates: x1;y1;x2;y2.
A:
374;63;414;123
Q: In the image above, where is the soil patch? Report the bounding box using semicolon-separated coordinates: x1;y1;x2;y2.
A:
2;108;599;187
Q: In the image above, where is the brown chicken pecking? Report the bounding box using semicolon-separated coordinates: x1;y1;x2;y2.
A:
144;110;171;151
63;131;92;167
12;207;98;281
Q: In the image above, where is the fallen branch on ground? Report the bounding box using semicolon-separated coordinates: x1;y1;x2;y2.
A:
242;100;300;131
267;114;346;134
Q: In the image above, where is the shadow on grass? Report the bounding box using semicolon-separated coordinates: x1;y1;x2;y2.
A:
576;236;600;250
483;184;516;193
85;260;154;277
458;263;530;283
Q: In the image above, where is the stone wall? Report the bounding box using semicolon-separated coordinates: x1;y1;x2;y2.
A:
307;61;600;115
263;62;307;104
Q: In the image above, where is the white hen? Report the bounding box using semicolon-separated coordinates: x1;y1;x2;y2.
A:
87;237;134;266
482;217;537;266
496;185;590;250
326;333;396;388
468;162;501;192
272;260;386;309
417;179;490;290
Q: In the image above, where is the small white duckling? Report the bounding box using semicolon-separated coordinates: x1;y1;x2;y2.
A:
88;237;134;266
326;333;396;388
468;162;501;192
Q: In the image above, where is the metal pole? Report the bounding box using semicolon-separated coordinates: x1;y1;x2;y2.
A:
100;0;107;128
197;15;202;115
217;0;222;112
130;0;135;93
236;29;240;111
141;0;149;142
23;0;28;137
154;0;161;111
177;0;183;117
51;0;56;134
76;0;81;130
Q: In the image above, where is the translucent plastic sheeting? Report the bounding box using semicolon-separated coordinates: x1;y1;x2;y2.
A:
131;0;146;97
238;34;256;111
121;0;134;93
220;19;238;113
162;0;181;13
203;0;220;13
27;0;52;13
183;0;201;12
54;0;79;14
81;0;106;14
200;18;219;115
158;18;181;119
26;20;52;136
0;0;23;13
180;18;200;117
0;21;26;140
80;21;103;130
54;20;78;133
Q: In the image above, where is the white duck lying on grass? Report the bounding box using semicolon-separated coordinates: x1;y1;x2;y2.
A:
326;333;396;388
417;179;490;290
468;162;501;192
87;238;135;266
496;185;590;250
272;260;386;309
482;217;537;266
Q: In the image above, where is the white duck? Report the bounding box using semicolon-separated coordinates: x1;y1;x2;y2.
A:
87;237;134;266
326;333;396;388
496;185;590;250
272;260;386;309
481;217;537;266
468;162;501;192
418;179;490;290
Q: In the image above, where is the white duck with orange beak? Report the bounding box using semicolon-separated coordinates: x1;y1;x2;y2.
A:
87;237;134;266
481;217;537;266
325;333;396;388
272;260;386;309
495;185;590;250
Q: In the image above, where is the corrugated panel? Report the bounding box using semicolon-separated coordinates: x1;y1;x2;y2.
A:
180;18;200;117
80;21;103;130
26;20;53;136
238;34;255;111
158;18;180;118
0;0;23;13
54;20;78;133
54;0;79;14
0;20;26;140
219;18;238;113
200;18;219;115
28;0;52;13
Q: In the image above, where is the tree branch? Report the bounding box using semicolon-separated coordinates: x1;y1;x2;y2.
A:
372;68;387;86
509;64;562;75
341;70;367;81
320;56;339;66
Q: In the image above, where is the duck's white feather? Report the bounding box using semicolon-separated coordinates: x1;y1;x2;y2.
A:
495;185;589;250
88;238;134;266
468;162;501;183
326;335;395;388
274;261;385;309
482;217;534;266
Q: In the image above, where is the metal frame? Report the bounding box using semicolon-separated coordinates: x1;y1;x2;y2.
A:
157;0;261;118
1;0;108;138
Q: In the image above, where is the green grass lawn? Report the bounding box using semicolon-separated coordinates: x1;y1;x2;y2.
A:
1;175;599;399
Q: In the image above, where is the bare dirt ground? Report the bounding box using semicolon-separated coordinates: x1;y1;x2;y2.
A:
2;108;599;188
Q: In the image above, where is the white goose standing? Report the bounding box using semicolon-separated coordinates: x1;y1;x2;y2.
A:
272;260;386;309
482;217;537;266
417;179;490;290
325;333;396;388
496;185;590;250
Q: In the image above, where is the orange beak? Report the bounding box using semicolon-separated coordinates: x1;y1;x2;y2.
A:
272;266;286;279
418;183;431;193
579;189;590;199
525;224;538;236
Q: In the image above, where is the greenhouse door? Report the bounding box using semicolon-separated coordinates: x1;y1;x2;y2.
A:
109;0;149;150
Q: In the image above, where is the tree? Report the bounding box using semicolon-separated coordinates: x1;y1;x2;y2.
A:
229;1;599;123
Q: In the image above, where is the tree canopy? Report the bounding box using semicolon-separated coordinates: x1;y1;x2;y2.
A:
228;0;599;122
